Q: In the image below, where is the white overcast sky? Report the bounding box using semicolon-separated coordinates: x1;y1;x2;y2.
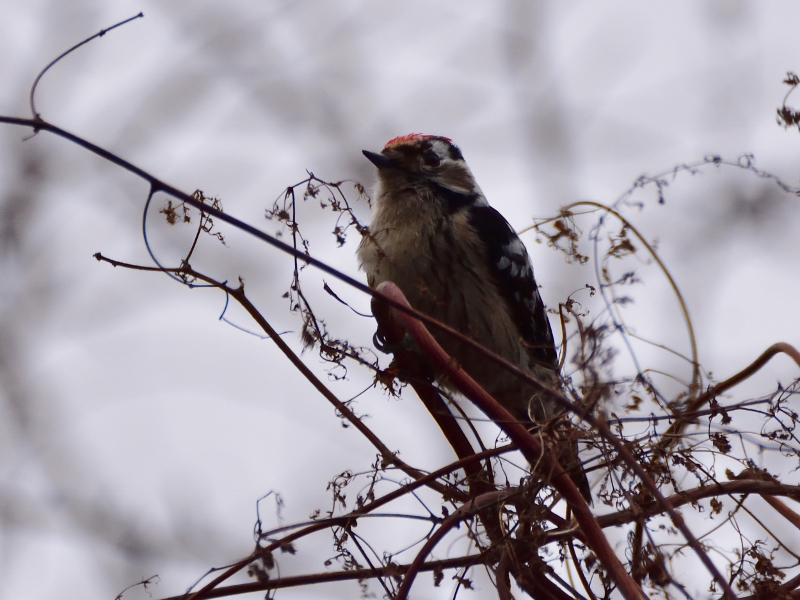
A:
1;2;800;600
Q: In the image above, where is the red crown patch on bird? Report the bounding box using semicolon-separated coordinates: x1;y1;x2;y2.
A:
383;133;451;148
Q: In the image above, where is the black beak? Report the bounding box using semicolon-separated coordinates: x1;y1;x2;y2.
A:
362;150;398;170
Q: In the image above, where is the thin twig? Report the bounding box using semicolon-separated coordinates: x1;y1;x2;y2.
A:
658;342;800;452
29;14;144;118
561;199;700;394
395;491;514;600
159;555;487;600
595;480;800;530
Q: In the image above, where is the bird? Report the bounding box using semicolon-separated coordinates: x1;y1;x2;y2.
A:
356;133;591;502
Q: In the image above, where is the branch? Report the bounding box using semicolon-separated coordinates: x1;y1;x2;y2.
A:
595;480;800;530
659;342;800;450
763;495;800;531
159;555;487;600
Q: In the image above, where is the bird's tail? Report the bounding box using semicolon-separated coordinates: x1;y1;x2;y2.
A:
524;418;592;505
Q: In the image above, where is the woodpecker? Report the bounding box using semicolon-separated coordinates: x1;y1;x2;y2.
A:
357;134;590;502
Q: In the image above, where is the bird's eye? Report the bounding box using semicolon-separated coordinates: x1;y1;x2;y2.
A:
422;151;441;168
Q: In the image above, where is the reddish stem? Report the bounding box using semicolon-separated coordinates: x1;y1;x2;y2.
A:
763;494;800;530
377;282;647;600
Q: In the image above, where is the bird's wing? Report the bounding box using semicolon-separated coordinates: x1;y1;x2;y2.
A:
467;205;559;369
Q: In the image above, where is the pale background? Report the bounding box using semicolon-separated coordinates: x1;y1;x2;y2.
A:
1;2;799;599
